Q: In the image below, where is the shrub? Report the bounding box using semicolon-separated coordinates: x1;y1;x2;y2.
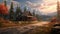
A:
0;22;2;27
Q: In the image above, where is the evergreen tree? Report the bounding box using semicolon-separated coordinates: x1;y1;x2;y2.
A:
3;0;8;19
9;2;14;20
28;11;32;16
24;6;27;13
15;5;22;21
33;10;41;21
15;5;22;16
4;0;7;6
23;6;28;16
36;14;41;21
33;10;35;16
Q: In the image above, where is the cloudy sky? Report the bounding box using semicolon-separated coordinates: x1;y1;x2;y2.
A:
0;0;57;15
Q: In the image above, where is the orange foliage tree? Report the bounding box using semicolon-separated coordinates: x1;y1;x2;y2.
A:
0;3;8;15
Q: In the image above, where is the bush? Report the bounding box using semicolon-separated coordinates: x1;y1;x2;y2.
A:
0;22;2;27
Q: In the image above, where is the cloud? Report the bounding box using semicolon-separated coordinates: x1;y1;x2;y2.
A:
26;0;57;15
40;0;57;15
7;0;20;10
26;1;41;8
12;1;20;8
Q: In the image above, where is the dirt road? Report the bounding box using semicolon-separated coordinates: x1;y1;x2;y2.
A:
0;21;50;34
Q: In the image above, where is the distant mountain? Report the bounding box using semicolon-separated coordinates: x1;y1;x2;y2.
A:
47;12;57;16
40;12;57;21
35;11;57;16
40;15;52;21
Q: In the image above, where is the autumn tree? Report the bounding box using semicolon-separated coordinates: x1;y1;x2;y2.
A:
3;0;9;19
0;3;8;19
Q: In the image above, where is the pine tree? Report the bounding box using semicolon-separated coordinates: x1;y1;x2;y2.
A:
24;6;26;11
4;0;7;6
24;6;27;13
3;0;8;19
33;10;35;16
15;5;22;16
36;14;41;21
23;6;28;16
9;2;14;20
15;5;22;21
28;11;32;16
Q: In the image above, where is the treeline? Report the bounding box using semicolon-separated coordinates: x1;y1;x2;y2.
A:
0;0;41;21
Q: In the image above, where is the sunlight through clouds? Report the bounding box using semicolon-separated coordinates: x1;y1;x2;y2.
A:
26;0;57;15
39;0;57;15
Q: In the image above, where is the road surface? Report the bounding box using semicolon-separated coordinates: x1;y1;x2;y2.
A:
0;21;50;34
